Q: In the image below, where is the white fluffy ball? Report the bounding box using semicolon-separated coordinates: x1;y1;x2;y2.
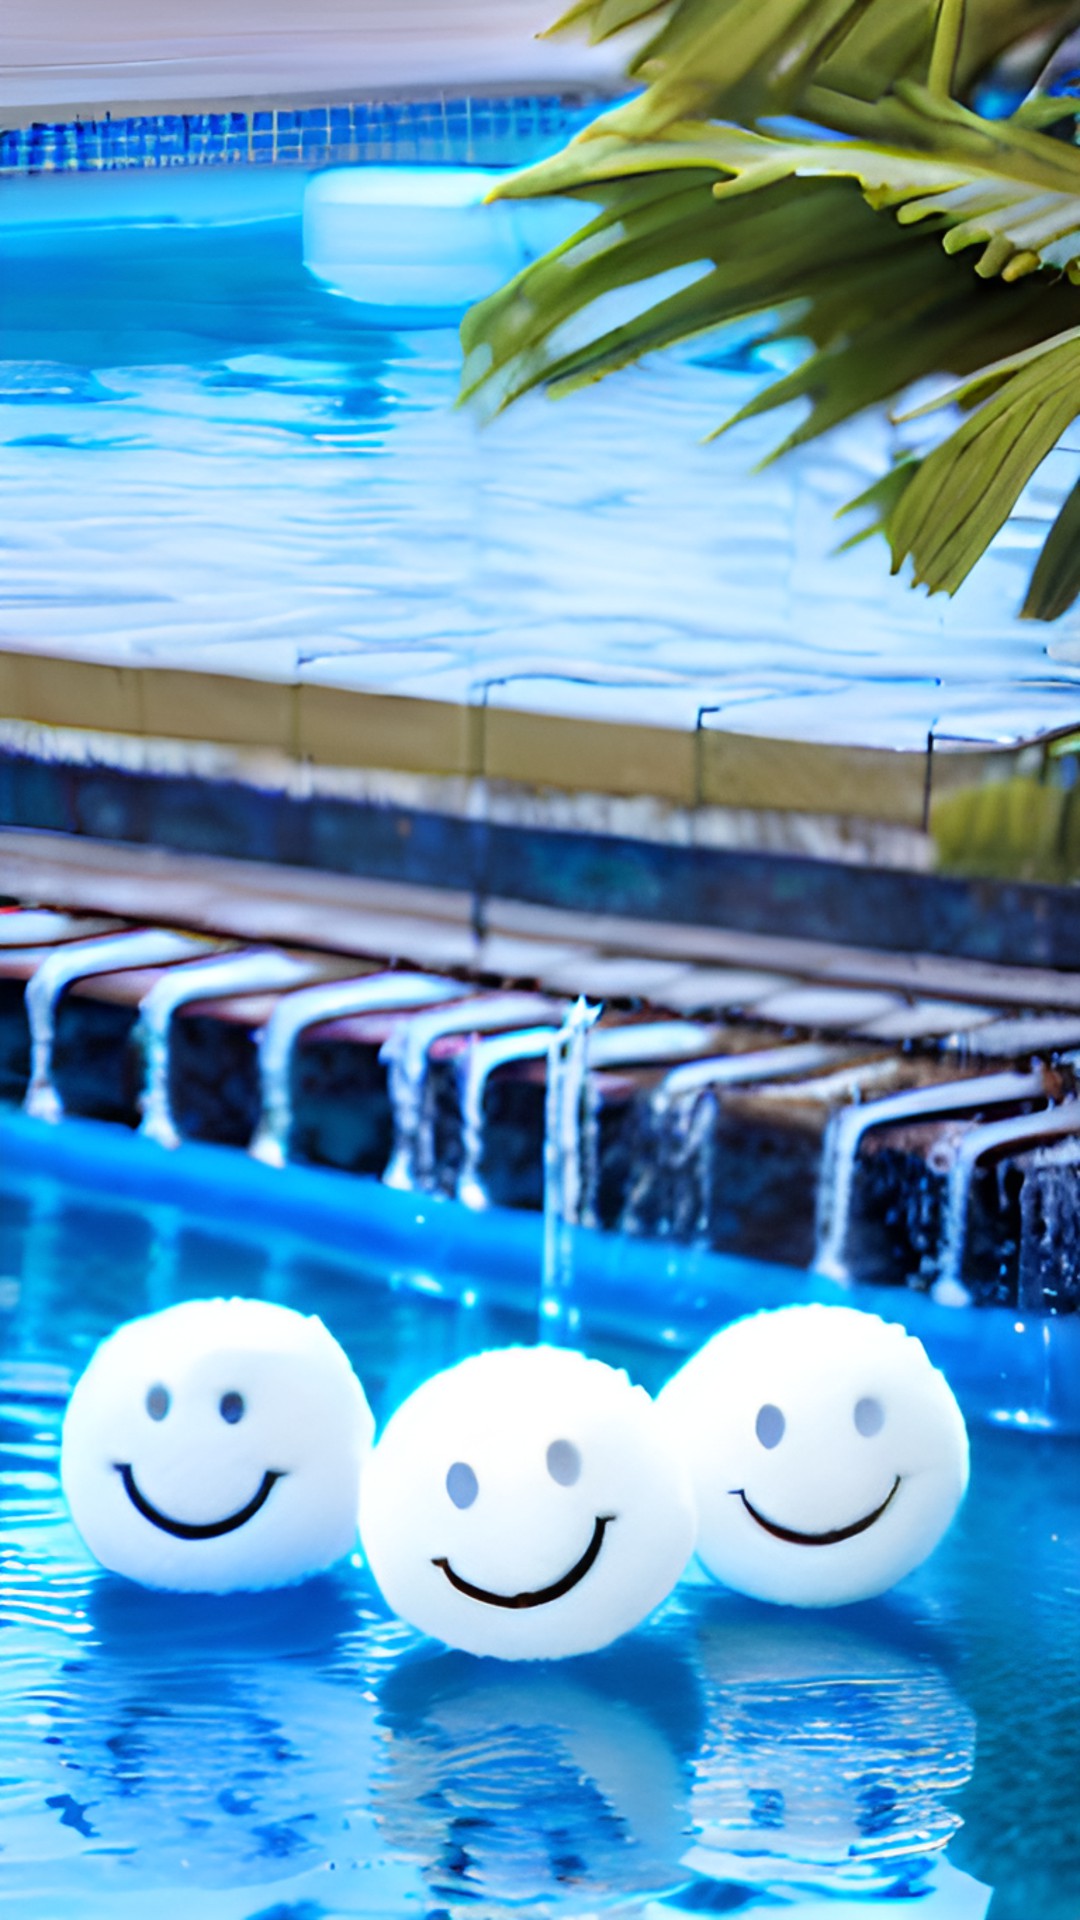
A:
61;1298;374;1591
360;1345;696;1659
657;1304;968;1607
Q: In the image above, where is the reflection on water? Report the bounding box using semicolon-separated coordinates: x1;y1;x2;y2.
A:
0;1385;990;1918
684;1599;981;1904
13;1161;1080;1918
374;1643;700;1918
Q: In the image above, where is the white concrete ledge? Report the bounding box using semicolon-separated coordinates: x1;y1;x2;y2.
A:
1;0;626;116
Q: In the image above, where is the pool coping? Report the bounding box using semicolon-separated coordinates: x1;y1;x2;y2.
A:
0;647;1038;822
2;646;1079;885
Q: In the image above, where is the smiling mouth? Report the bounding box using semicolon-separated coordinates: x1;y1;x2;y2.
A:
431;1512;616;1609
732;1476;902;1547
115;1463;284;1540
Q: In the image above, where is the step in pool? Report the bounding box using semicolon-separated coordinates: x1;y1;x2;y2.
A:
3;857;1080;1433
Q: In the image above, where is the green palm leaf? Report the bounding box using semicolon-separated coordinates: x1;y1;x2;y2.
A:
463;0;1080;613
1023;478;1080;618
549;0;1080;128
884;330;1080;592
492;89;1080;284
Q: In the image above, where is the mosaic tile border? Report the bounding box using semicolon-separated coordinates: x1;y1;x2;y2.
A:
0;93;600;176
5;742;1080;972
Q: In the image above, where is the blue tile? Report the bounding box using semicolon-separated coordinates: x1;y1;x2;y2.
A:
0;89;607;175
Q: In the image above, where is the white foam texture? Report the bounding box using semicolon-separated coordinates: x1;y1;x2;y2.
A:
61;1297;374;1591
360;1345;696;1658
657;1304;968;1607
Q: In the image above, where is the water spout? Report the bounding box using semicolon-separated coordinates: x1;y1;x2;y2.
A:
934;1100;1080;1297
541;997;601;1341
138;949;330;1149
622;1041;840;1239
456;1025;561;1210
380;992;560;1193
575;1020;743;1230
586;1021;730;1071
813;1068;1046;1284
23;929;210;1123
0;910;120;949
249;971;461;1167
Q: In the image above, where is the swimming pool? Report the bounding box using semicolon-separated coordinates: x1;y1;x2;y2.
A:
2;108;1079;1920
4;160;1080;752
1;1122;1077;1918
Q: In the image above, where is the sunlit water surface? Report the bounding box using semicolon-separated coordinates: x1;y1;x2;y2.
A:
4;177;1080;747
0;1163;1077;1919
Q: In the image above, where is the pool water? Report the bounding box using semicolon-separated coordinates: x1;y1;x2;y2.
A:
4;170;1080;748
1;1151;1077;1918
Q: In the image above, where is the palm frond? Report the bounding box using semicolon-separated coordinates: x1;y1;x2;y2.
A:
492;90;1080;284
543;0;671;42
462;0;1080;614
551;0;1080;129
1022;475;1080;618
884;329;1080;592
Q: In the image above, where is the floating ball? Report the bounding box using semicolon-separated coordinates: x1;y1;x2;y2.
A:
657;1305;968;1607
61;1298;374;1591
359;1346;696;1659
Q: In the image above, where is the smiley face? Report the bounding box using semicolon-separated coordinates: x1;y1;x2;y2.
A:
359;1346;696;1659
61;1298;374;1591
656;1305;968;1607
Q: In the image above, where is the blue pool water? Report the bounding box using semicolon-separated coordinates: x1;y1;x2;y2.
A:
1;1130;1077;1917
4;167;1080;747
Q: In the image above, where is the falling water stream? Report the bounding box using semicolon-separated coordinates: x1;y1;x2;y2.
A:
540;997;601;1340
812;1068;1047;1284
249;970;461;1166
23;929;210;1123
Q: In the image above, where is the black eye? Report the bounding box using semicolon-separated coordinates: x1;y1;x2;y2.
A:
546;1439;581;1486
146;1384;170;1422
219;1391;245;1425
446;1461;478;1509
855;1396;884;1437
755;1403;785;1449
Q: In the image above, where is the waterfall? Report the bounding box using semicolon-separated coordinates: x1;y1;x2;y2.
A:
23;928;209;1123
137;948;328;1149
380;992;559;1194
249;971;460;1166
934;1101;1080;1297
456;1025;560;1210
569;1019;733;1230
621;1041;839;1239
540;997;601;1341
813;1067;1046;1285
